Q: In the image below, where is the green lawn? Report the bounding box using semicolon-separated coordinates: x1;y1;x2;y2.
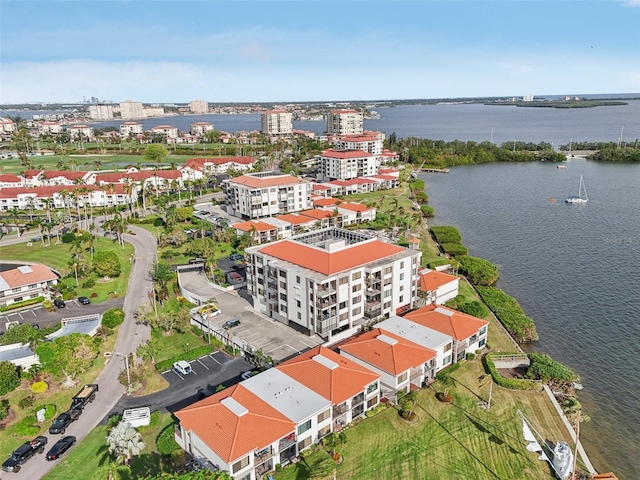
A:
0;238;134;303
43;412;183;480
151;328;207;364
275;361;571;480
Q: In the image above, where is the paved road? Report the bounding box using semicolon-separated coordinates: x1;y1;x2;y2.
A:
10;225;156;480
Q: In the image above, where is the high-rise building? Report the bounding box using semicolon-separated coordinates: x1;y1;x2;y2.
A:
327;109;363;136
190;100;209;114
261;110;293;137
88;104;114;120
119;100;144;120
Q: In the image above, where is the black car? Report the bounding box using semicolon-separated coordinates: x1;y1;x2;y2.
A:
53;298;66;308
49;408;81;434
77;296;90;305
45;436;76;461
222;318;241;329
2;436;47;473
229;254;244;261
197;387;214;400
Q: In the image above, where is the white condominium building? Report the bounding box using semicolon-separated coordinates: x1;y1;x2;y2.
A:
316;149;378;181
119;100;144;120
190;122;214;136
120;122;143;137
224;172;312;220
261;110;293;136
88;104;114;120
67;125;95;140
327;109;363;136
334;134;383;155
189;100;209;114
245;228;422;341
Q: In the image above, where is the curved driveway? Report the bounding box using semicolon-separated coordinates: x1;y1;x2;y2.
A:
8;225;156;480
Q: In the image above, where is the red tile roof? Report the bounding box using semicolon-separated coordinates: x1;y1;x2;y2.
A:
233;220;277;232
0;264;58;289
338;135;377;142
257;239;405;275
95;170;182;183
403;304;489;341
274;214;315;225
175;384;295;463
340;329;436;375
0;184;128;198
186;157;254;166
328;178;377;187
320;149;372;159
312;184;331;191
277;346;379;404
0;174;21;183
228;174;303;188
313;198;343;207
419;270;459;291
337;202;369;212
25;170;89;180
299;209;341;220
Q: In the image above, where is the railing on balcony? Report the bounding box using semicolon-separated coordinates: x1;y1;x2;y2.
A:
316;315;337;336
456;340;469;351
278;433;296;451
316;297;336;309
333;403;348;416
255;459;274;479
410;369;423;381
352;392;365;405
254;447;273;465
364;302;382;317
316;286;336;297
351;403;365;419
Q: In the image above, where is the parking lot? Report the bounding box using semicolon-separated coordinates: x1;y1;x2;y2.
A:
115;350;252;414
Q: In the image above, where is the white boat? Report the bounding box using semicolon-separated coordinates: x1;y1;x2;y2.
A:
565;175;588;204
519;410;574;480
557;164;567;169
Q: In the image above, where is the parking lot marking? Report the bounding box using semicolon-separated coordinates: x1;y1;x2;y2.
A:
298;340;315;348
209;355;221;365
197;358;209;370
30;309;38;317
172;370;185;381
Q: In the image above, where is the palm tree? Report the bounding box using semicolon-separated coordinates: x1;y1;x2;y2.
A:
41;197;53;223
8;207;21;237
106;422;146;465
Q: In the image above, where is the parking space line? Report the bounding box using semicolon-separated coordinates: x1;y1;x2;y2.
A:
209;355;221;365
197;358;209;370
31;309;38;317
173;370;184;381
297;340;315;348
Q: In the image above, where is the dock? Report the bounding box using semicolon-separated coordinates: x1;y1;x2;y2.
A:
416;167;450;173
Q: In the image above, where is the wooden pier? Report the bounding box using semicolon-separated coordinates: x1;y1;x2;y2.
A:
416;167;450;173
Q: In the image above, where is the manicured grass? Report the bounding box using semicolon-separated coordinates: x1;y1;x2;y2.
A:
43;412;184;480
151;329;208;365
275;361;569;480
0;238;134;303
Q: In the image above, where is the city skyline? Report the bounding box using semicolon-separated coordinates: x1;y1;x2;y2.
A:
1;0;639;104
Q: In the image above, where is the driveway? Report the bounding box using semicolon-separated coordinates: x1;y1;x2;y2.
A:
111;351;253;415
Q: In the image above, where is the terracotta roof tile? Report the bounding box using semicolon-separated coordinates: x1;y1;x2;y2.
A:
233;220;278;232
0;264;58;289
419;270;459;291
228;174;303;189
274;214;315;225
313;198;343;207
320;149;372;159
403;304;489;341
277;346;379;404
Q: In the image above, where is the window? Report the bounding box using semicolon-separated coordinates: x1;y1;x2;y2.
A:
297;419;312;434
339;276;348;285
352;296;361;304
444;343;452;352
339;312;348;321
367;397;378;409
352;307;361;316
367;381;378;394
442;354;452;366
352;271;362;281
257;267;264;275
399;285;404;292
317;409;331;423
297;312;302;320
296;300;301;308
279;270;286;278
232;456;250;473
383;301;391;309
296;276;301;284
318;425;331;439
384;266;392;275
280;304;287;313
298;436;312;451
280;281;287;289
479;338;486;348
397;372;408;383
280;293;287;301
384;290;391;298
399;295;404;303
400;261;404;268
479;326;487;336
339;301;347;309
399;272;404;281
352;284;361;292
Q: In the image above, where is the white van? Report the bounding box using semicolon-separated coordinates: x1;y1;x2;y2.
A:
173;360;192;375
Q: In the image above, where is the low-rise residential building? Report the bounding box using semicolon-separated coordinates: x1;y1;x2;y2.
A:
0;117;16;134
245;228;421;341
0;174;23;188
232;220;281;244
95;169;183;191
339;328;437;398
418;268;460;305
316;149;378;181
190;122;214;136
0;264;58;307
403;304;489;363
36;121;63;135
225;172;312;220
67;125;95;140
327;109;364;136
120;122;143;137
261;110;293;137
181;157;255;180
151;125;178;138
335;202;377;225
22;170;95;187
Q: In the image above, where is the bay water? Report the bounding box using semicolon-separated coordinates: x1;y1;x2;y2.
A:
421;160;640;479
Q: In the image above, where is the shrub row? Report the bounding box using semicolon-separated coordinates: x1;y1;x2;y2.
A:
430;226;462;244
526;353;578;383
155;345;216;372
441;243;468;256
156;424;181;455
0;297;45;312
458;255;500;286
420;205;435;217
482;354;540;391
427;259;455;269
476;286;539;342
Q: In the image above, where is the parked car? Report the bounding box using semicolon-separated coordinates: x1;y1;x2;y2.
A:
229;254;244;261
241;371;257;380
197;387;215;399
189;258;206;264
227;272;243;282
45;436;76;461
222;318;241;329
2;436;47;473
49;408;81;434
53;298;66;308
77;296;90;305
173;360;192;375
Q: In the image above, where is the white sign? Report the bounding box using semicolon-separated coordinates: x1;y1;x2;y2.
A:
36;408;46;422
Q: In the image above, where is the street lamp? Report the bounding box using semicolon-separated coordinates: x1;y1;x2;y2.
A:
114;352;131;391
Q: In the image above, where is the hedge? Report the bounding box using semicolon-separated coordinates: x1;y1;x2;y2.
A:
427;259;455;269
526;353;578;383
156;424;181;455
482;354;540;391
430;226;462;244
458;255;499;286
13;415;41;437
420;205;435;217
155;345;215;372
0;296;45;312
441;243;468;256
476;286;538;342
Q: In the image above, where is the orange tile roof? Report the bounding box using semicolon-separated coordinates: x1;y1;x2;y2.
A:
320;149;372;159
340;329;436;375
257;239;405;275
274;213;315;225
313;198;343;207
338;202;369;212
312;184;331;190
403;304;489;341
0;264;57;289
0;184;128;199
299;209;340;220
175;384;295;463
186;156;254;166
338;135;377;142
0;174;21;182
229;174;303;188
277;346;379;404
419;270;459;291
233;220;277;232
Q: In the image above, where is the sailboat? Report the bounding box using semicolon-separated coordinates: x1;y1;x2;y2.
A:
519;410;574;480
565;176;588;204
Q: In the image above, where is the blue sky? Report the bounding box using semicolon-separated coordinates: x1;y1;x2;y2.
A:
1;0;639;103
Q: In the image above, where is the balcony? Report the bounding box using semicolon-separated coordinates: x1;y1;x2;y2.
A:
351;403;365;419
352;392;365;406
410;368;423;381
254;447;273;465
364;302;382;317
316;286;336;297
333;403;348;416
255;459;274;479
278;433;296;451
316;297;336;309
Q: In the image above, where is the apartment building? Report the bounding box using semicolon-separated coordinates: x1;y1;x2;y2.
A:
36;121;63;135
120;122;143;137
0;174;23;188
88;104;114;120
334;134;383;155
0;184;134;212
0;117;16;134
245;228;422;341
326;109;363;136
316;149;378;181
190;100;209;114
0;264;58;307
224;172;312;220
418;268;460;305
261;110;293;137
22;170;95;187
119;100;144;120
181;157;254;180
151;125;178;138
67;125;95;141
190;122;214;136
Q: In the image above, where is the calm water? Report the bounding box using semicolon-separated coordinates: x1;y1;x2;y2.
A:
4;100;640;147
422;160;640;479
